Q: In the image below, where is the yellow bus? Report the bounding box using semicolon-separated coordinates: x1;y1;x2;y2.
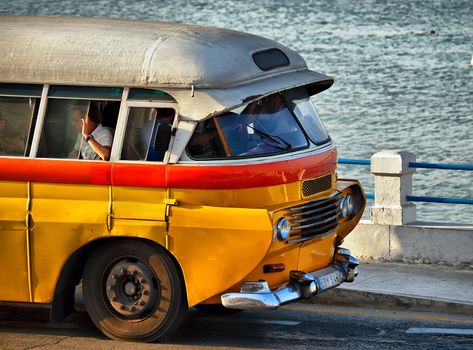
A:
0;16;365;342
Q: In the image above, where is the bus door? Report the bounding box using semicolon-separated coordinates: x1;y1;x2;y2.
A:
110;100;178;246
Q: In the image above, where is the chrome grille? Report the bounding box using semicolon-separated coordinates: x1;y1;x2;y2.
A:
286;192;341;244
302;174;332;198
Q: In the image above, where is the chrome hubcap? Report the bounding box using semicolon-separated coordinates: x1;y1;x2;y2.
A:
105;259;158;318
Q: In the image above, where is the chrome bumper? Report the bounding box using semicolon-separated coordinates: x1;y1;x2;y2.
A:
221;247;358;310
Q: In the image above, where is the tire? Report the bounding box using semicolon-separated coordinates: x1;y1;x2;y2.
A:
82;240;187;342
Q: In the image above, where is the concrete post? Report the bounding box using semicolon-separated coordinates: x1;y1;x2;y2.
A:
370;150;416;225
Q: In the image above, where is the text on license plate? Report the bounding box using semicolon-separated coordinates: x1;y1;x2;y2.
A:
315;270;344;292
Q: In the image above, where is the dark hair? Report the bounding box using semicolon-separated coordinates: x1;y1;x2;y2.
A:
157;108;175;118
87;102;100;123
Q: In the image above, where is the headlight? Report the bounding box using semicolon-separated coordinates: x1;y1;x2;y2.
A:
276;218;291;241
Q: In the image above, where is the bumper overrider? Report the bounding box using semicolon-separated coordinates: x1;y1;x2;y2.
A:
221;247;358;309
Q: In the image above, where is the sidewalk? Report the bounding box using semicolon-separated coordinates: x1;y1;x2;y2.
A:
310;261;473;315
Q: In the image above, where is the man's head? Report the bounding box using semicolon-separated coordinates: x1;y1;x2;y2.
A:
71;108;84;132
71;103;100;132
156;108;175;124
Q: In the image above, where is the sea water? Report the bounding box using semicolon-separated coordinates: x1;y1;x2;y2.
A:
1;0;472;223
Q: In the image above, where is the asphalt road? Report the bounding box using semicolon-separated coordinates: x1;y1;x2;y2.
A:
1;303;472;349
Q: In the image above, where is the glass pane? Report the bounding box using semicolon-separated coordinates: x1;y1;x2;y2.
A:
122;107;156;161
188;93;308;159
48;86;123;100
38;100;117;160
283;88;330;145
0;83;42;97
128;89;175;102
187;119;228;159
0;97;38;157
38;99;89;159
121;107;175;162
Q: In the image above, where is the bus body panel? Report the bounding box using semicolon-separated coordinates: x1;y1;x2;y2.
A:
30;182;110;302
0;181;30;301
169;205;273;306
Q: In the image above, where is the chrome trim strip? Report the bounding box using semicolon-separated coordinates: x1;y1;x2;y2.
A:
290;203;339;219
220;293;280;309
298;221;338;235
290;207;339;224
273;282;302;305
289;193;341;211
292;214;338;230
286;227;336;244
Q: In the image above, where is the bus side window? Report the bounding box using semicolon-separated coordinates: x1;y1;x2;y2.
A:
121;107;175;162
146;108;175;162
121;107;154;161
0;96;38;157
187;119;227;159
37;99;118;160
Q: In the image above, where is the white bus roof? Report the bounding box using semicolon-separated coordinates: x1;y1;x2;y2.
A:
0;16;333;121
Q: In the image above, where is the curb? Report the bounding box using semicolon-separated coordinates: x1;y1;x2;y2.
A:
302;288;473;316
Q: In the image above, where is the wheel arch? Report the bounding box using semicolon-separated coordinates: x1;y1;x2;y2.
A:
51;236;187;322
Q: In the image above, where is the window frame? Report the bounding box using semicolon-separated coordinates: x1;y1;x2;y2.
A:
0;83;44;158
31;86;125;160
111;92;179;163
281;88;331;147
0;95;40;157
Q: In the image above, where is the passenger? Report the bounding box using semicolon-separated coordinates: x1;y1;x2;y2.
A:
0;112;27;156
145;108;175;161
100;101;120;129
71;103;113;161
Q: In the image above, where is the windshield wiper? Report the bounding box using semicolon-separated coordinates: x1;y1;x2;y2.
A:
246;124;291;149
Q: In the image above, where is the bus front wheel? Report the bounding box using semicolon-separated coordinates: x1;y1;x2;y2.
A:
82;240;186;342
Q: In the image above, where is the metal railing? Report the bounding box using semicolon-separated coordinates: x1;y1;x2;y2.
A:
338;158;473;205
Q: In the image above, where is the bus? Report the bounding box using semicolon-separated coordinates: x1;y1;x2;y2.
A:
0;16;365;342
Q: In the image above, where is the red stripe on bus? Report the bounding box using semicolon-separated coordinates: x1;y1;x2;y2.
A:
112;162;166;187
0;158;112;185
0;149;336;189
164;150;337;189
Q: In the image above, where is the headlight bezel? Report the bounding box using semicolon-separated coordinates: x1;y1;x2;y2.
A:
339;193;355;218
275;217;291;241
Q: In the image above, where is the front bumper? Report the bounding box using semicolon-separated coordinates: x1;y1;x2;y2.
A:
221;247;358;309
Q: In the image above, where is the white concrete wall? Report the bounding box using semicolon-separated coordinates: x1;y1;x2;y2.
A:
342;150;473;266
344;220;473;266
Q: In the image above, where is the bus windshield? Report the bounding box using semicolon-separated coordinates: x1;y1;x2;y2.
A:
187;93;308;159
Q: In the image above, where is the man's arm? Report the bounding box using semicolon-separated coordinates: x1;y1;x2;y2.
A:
85;136;111;161
82;116;112;161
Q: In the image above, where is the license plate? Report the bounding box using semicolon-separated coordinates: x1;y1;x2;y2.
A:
314;269;344;292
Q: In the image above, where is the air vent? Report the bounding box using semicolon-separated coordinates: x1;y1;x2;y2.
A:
252;48;290;71
302;174;332;198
